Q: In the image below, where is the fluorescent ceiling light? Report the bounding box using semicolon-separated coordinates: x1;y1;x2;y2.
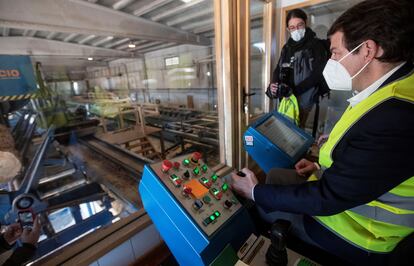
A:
128;43;136;48
181;0;195;3
87;57;93;61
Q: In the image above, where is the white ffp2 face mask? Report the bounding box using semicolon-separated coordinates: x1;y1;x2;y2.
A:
291;28;306;42
323;42;371;91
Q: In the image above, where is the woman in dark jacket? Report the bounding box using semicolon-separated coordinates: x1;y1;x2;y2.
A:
267;8;329;128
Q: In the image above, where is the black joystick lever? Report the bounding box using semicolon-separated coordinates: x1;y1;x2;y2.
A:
266;219;291;266
236;171;246;177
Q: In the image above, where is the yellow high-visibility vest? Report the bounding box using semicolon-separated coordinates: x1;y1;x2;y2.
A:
278;94;300;125
314;71;414;253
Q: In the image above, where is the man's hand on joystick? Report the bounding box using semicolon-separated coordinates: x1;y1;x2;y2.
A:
236;171;246;177
230;168;258;200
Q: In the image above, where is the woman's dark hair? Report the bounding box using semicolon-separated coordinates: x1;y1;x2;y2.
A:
286;9;307;26
327;0;414;62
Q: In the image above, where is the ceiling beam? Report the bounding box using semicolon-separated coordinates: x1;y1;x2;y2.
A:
105;37;130;48
92;36;114;46
0;37;131;58
132;41;163;51
115;40;146;50
166;7;213;26
133;0;174;17
112;0;136;10
193;24;214;34
138;43;177;54
23;29;37;37
63;33;79;42
151;0;205;21
181;18;213;31
46;31;59;40
78;35;97;44
0;0;210;46
2;28;10;36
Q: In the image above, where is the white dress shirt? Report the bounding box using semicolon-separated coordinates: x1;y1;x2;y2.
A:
347;62;405;107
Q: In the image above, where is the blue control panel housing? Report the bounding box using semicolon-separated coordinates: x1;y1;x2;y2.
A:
244;111;314;173
139;155;255;266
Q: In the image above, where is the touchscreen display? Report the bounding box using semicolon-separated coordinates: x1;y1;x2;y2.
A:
256;115;307;158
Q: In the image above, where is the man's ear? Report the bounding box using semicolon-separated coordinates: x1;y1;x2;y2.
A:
366;39;383;61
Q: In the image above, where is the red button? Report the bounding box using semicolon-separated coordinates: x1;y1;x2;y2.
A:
162;160;173;172
191;152;202;163
183;186;192;195
173;162;180;169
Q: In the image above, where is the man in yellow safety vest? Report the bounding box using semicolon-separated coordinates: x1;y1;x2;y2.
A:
231;0;414;264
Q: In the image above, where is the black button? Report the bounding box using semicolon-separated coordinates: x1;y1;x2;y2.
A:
224;200;233;209
183;170;190;179
193;200;203;210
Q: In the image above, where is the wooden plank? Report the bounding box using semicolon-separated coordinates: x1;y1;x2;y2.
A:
187;95;194;109
98;126;161;145
131;146;154;154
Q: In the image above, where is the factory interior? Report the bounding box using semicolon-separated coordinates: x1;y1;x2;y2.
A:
0;0;413;265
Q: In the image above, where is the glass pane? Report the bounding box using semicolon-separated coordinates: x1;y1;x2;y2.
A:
1;0;219;261
300;0;363;133
249;0;266;117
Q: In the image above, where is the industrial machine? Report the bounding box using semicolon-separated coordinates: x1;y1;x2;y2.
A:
139;152;256;266
243;111;313;173
139;152;320;266
0;127;123;260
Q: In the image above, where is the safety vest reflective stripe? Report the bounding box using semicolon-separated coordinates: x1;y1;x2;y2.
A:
376;187;414;211
350;204;414;228
314;71;414;253
278;94;300;125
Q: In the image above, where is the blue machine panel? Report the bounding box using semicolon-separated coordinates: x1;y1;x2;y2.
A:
244;111;314;173
139;154;255;266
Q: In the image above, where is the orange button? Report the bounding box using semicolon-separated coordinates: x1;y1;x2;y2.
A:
185;179;209;199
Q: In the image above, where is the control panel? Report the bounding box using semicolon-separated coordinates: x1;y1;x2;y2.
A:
148;152;242;236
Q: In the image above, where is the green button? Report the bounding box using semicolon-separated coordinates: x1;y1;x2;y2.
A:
201;164;208;172
211;188;219;195
209;215;216;221
170;174;179;181
211;174;218;182
214;211;221;218
200;177;208;184
221;183;229;192
203;196;211;203
193;167;200;175
183;159;190;166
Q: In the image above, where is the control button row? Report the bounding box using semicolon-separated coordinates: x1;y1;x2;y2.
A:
202;210;221;226
169;174;182;187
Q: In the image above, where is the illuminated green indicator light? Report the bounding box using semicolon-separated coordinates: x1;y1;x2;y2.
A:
211;174;218;182
201;177;208;184
183;159;190;166
222;183;229;192
214;211;221;218
210;215;216;221
170;174;179;181
201;164;208;172
193;167;200;175
212;188;219;195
